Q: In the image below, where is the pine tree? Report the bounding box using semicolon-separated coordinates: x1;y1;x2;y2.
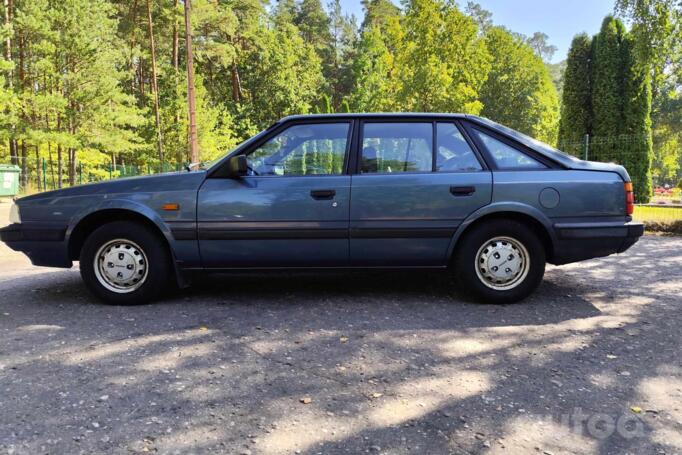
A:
558;33;593;156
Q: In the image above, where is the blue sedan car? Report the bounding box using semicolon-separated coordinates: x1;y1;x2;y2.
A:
1;114;643;305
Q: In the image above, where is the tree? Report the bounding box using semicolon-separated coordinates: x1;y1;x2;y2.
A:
146;0;164;164
465;1;492;32
360;0;399;31
622;32;654;201
616;0;682;190
527;31;558;62
615;0;680;77
480;27;559;144
327;0;358;108
591;16;627;163
558;33;593;155
395;0;490;113
240;19;323;127
347;24;395;111
589;16;654;202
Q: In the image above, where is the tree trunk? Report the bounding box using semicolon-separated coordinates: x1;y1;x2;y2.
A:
231;63;241;103
35;145;41;191
48;142;55;190
18;32;27;188
68;148;76;186
146;0;164;166
56;114;62;188
128;0;139;94
172;0;179;69
68;115;75;186
4;0;17;164
184;0;199;165
20;141;27;188
172;0;182;165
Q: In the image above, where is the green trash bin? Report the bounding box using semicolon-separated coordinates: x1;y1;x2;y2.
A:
0;164;21;197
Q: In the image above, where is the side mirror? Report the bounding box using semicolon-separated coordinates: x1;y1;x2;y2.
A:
226;155;248;178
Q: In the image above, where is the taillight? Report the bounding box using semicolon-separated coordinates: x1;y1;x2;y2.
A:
624;182;634;215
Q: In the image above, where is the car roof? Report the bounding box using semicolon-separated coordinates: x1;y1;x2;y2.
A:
279;113;476;122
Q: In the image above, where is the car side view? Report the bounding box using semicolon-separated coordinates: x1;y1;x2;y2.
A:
0;113;644;305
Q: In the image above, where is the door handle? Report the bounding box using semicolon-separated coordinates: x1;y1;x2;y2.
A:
450;186;476;196
310;189;336;200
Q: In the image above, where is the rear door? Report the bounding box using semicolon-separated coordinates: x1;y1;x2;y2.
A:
349;120;492;266
198;121;352;267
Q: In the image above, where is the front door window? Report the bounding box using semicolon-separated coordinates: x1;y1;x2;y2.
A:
246;123;350;176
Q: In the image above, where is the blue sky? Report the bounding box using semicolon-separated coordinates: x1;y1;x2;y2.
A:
338;0;616;63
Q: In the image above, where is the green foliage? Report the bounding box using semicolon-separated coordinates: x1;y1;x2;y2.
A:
558;33;593;155
616;0;682;193
622;33;654;202
396;0;490;113
347;24;395;111
480;27;559;144
592;16;628;162
589;16;653;202
546;60;566;97
240;19;323;127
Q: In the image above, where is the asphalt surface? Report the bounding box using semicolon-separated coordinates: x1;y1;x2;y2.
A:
0;200;681;455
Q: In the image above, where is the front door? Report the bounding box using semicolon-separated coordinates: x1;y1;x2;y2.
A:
349;121;492;266
198;121;352;268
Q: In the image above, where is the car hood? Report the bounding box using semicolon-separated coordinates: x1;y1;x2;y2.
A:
18;171;207;202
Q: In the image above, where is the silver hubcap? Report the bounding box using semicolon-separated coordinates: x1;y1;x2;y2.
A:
475;236;530;290
94;239;148;293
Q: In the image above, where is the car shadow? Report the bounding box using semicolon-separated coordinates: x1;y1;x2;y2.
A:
1;266;602;330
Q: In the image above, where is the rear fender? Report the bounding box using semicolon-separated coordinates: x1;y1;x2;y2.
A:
446;202;556;259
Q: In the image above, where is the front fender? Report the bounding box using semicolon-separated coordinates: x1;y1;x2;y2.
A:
65;198;175;247
445;202;556;259
65;199;191;287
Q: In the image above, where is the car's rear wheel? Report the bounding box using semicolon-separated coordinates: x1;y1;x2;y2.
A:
79;221;171;305
453;219;545;304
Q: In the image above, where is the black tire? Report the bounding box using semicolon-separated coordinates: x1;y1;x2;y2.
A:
453;219;546;304
79;221;172;305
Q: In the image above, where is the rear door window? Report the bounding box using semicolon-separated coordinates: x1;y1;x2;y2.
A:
361;123;433;173
436;123;482;172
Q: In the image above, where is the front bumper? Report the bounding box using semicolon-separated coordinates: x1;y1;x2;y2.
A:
0;222;72;267
551;221;644;265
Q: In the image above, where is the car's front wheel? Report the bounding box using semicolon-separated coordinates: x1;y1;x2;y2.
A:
79;221;171;305
453;219;546;304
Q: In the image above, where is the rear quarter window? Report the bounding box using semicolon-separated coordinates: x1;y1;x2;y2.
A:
472;129;546;170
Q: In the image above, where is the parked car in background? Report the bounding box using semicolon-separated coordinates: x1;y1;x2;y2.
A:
1;114;643;305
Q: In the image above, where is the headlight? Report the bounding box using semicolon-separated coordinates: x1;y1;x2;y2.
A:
9;201;21;224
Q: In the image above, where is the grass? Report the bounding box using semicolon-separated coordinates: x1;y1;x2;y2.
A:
633;205;682;234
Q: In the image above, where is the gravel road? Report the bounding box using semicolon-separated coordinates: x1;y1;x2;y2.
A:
0;200;681;455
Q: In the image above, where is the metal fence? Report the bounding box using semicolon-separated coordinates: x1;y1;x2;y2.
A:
558;133;681;192
1;154;186;194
